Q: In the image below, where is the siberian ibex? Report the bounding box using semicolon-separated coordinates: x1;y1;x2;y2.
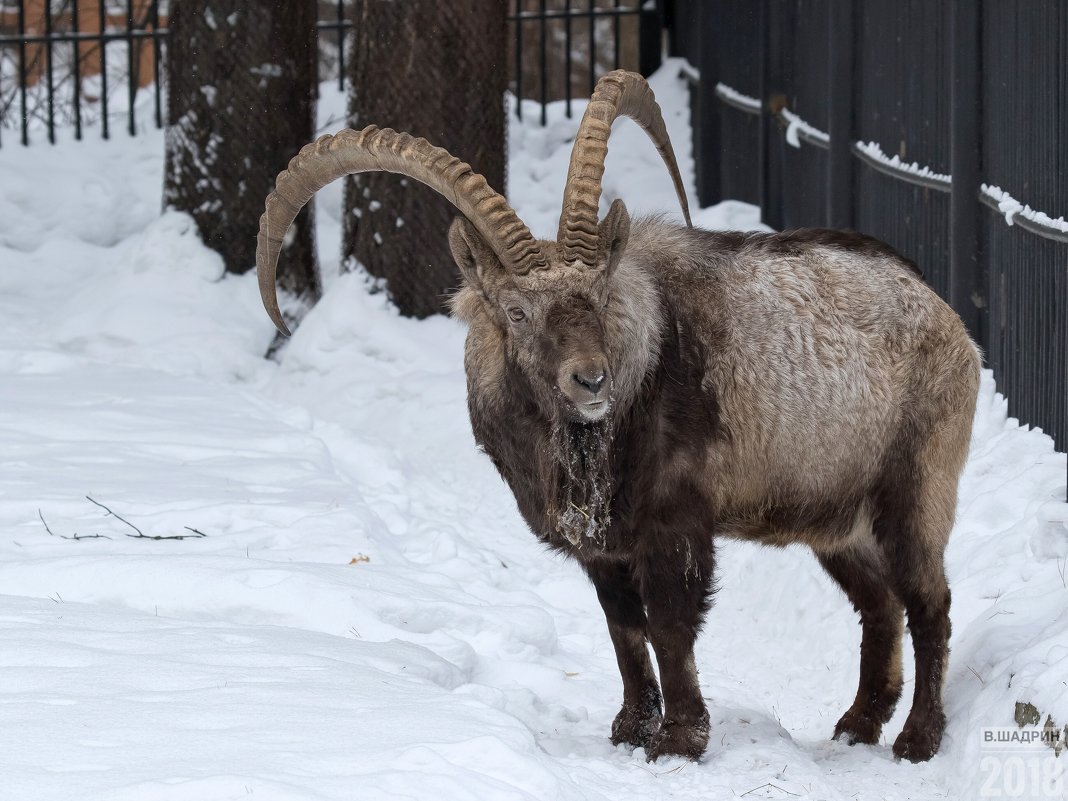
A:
257;71;979;763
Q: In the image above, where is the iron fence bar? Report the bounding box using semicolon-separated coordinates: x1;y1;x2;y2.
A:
509;7;640;20
72;0;82;140
98;0;108;139
151;0;161;129
0;29;168;45
564;0;572;118
638;0;662;77
44;0;55;143
335;0;345;92
17;0;27;145
539;0;547;125
514;0;523;120
588;0;595;94
126;0;135;136
613;0;620;70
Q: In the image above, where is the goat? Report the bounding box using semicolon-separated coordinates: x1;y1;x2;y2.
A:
256;71;979;764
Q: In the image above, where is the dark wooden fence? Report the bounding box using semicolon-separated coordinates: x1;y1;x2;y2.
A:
669;0;1067;455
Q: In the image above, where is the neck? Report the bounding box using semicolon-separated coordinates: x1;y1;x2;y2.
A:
604;255;664;419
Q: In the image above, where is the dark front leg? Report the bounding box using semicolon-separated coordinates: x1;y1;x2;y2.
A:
585;560;662;748
638;536;716;761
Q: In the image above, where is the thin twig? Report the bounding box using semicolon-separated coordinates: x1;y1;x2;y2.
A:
741;783;799;798
84;496;207;540
38;509;111;540
85;495;142;535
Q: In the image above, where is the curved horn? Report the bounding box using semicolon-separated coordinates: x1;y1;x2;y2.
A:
257;126;546;335
558;70;692;266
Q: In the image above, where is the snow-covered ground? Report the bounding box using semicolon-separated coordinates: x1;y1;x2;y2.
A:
1;63;1066;801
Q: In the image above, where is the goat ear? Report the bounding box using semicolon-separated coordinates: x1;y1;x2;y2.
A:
599;198;631;276
449;216;500;294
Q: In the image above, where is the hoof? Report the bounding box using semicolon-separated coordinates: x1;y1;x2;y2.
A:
892;720;944;762
646;713;710;762
611;704;662;748
833;709;882;746
611;688;662;748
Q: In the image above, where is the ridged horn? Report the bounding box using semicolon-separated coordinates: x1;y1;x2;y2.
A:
257;125;546;335
558;70;692;266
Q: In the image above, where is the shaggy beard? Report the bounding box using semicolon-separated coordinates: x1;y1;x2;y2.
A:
547;417;614;548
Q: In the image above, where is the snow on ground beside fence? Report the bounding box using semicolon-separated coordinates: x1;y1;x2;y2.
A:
0;62;1066;801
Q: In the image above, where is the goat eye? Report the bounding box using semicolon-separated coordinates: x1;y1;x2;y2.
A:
507;307;526;323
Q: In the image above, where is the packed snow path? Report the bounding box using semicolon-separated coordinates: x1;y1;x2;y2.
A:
1;67;1065;801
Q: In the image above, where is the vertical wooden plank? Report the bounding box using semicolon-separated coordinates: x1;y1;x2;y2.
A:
694;0;722;207
759;0;781;229
950;0;983;346
827;0;855;228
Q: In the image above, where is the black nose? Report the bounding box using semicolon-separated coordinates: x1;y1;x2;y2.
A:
573;370;606;395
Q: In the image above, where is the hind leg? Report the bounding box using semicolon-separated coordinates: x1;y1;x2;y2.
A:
876;521;951;762
873;418;968;761
818;539;904;745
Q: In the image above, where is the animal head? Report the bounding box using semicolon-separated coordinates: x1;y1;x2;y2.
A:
447;199;631;423
256;70;690;426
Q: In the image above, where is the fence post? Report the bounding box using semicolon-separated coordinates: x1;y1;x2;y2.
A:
758;0;782;229
693;0;721;207
827;0;856;229
950;0;984;348
639;0;664;77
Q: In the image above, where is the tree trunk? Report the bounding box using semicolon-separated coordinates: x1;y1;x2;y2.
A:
163;0;320;304
343;0;507;318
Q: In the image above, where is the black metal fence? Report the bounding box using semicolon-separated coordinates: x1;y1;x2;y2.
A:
510;0;663;124
670;0;1068;455
0;0;166;145
0;0;656;145
0;0;365;145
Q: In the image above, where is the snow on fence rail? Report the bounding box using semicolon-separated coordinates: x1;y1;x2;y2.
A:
708;80;1067;246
